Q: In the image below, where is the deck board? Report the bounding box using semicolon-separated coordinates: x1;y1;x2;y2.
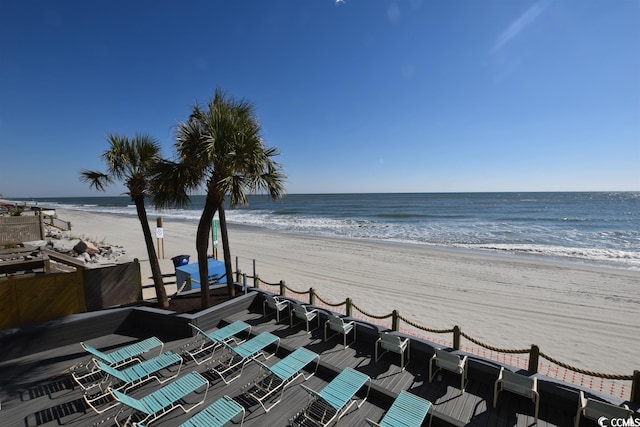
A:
0;306;584;426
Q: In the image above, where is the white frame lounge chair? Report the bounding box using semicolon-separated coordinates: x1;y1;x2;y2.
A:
429;348;468;392
324;314;356;348
243;347;320;413
291;367;371;427
178;395;245;427
110;371;209;427
493;367;539;425
263;295;289;322
209;332;280;384
290;302;320;333
375;332;410;370
366;390;433;427
574;391;633;427
84;351;183;414
183;321;251;365
73;337;165;387
79;337;163;369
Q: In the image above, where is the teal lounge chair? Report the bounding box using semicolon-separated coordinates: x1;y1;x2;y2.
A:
366;390;433;427
81;337;164;368
178;395;245;427
84;351;183;414
291;367;371;426
184;321;251;365
73;337;165;387
110;371;208;426
209;332;280;384
243;347;320;412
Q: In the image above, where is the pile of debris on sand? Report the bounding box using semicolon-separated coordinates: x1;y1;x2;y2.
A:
20;224;132;266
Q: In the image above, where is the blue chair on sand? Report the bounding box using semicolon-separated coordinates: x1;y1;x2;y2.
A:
209;332;280;384
110;371;209;427
290;367;371;426
366;390;433;427
243;347;320;413
184;321;251;365
178;395;245;427
83;351;183;414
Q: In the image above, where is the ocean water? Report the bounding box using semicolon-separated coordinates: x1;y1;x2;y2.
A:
8;192;640;270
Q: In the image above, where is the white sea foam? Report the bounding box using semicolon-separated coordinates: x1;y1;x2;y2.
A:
26;192;640;270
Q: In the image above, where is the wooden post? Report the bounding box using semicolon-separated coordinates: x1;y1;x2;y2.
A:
254;274;259;289
134;258;142;301
453;326;461;350
235;257;241;282
309;288;315;305
346;298;352;317
156;217;164;259
528;344;540;373
280;280;285;297
631;370;640;404
392;310;399;331
242;273;247;294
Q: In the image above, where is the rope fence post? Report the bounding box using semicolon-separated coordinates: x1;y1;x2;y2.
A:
528;344;540;373
254;275;259;288
235;257;241;282
453;326;461;350
346;298;352;317
392;310;399;331
632;370;640;404
309;288;315;305
279;280;285;297
242;273;247;294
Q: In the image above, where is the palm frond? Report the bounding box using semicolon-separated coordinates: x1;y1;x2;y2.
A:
79;169;113;192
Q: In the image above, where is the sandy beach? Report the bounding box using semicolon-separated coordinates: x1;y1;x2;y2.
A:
57;208;639;379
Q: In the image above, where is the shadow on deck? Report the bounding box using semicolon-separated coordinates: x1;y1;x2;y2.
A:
0;288;636;427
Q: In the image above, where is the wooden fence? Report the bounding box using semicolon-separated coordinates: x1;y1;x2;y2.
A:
0;258;142;329
0;215;44;245
0;270;85;329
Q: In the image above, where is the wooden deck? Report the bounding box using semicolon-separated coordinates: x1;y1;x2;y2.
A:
0;297;620;426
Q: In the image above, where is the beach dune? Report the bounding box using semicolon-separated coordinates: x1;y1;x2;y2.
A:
57;208;639;381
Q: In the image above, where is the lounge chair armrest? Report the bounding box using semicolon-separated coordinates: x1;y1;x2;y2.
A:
365;419;382;427
300;384;323;401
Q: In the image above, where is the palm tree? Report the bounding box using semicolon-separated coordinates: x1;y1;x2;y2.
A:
80;133;169;309
153;88;285;309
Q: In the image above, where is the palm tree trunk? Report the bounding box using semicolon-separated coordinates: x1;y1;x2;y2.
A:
196;190;221;309
218;200;235;297
134;196;169;309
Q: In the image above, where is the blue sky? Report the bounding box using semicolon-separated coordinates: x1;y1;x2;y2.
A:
1;0;638;197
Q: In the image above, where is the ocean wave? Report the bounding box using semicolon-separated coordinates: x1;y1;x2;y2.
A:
26;193;640;270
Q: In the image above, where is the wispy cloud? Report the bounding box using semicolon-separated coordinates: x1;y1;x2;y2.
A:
492;1;550;52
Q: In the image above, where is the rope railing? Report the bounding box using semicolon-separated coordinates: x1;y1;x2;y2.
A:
539;351;633;381
459;330;529;355
351;302;394;320
315;293;347;308
232;257;640;402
